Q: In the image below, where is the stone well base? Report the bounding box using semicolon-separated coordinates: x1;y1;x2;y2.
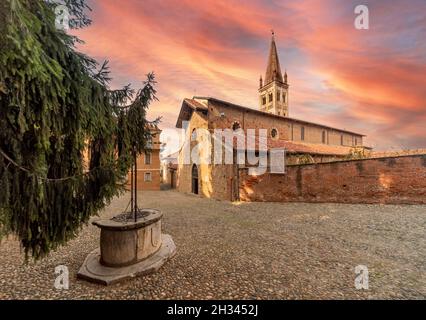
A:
77;234;176;285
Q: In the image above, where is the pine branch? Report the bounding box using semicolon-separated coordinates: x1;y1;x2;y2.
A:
0;0;160;259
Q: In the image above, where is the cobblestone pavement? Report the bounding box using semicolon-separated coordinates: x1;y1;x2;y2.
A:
0;190;425;299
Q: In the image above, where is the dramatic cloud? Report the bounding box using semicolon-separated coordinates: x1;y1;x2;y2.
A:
75;0;426;150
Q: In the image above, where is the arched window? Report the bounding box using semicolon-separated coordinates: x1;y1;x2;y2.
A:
271;128;278;139
191;128;197;140
301;126;305;141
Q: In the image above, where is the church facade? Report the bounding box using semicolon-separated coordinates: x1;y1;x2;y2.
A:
174;34;368;201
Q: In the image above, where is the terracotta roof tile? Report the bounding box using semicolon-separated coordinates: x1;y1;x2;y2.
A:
184;98;208;111
236;136;354;156
176;99;208;128
269;140;353;156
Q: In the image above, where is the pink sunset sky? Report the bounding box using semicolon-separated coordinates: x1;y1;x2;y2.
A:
74;0;426;150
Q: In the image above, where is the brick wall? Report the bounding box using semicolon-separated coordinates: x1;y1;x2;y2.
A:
133;170;161;190
239;154;426;204
127;149;161;191
207;100;363;148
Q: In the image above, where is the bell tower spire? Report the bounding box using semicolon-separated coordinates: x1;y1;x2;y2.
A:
258;31;289;117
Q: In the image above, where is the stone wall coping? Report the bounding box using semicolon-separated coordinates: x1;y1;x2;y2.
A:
92;209;163;231
239;153;426;174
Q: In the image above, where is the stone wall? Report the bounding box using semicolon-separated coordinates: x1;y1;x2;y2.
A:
176;108;240;200
239;154;426;204
177;110;209;194
178;163;236;200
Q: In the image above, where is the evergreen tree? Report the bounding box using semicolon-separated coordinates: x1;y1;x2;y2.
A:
0;0;158;259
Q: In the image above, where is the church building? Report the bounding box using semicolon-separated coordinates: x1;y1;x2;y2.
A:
174;33;369;201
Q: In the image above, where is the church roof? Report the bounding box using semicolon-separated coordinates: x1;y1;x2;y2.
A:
190;97;365;136
175;98;208;128
175;97;367;155
263;140;356;156
264;34;284;85
231;134;361;156
183;98;208;111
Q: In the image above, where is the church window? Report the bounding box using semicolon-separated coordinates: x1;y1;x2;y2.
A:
262;96;266;105
271;128;278;139
277;91;280;101
341;134;344;145
355;138;358;145
269;93;273;102
232;121;241;131
301;126;305;141
283;92;286;102
191;128;197;140
322;131;326;144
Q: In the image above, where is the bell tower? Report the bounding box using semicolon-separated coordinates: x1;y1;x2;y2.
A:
259;31;289;117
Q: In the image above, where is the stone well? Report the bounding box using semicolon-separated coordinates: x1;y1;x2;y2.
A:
77;209;176;285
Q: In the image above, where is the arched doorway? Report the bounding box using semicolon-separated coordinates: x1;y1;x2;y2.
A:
191;164;199;195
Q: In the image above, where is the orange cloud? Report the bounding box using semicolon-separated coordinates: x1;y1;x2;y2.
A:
74;0;426;150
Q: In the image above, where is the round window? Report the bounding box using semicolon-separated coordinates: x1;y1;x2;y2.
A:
271;128;278;139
